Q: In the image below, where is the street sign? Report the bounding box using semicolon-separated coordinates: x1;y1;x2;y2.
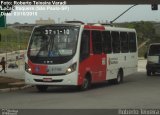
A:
0;10;6;28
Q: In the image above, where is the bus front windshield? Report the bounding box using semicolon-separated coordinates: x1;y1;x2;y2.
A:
28;25;79;58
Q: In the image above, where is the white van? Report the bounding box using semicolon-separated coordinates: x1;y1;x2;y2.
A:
145;43;160;76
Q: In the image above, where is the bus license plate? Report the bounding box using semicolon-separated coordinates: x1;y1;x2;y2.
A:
43;78;52;82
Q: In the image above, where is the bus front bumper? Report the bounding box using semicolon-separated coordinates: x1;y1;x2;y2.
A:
25;71;78;86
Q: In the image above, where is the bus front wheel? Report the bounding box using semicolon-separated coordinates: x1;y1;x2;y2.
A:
79;76;91;91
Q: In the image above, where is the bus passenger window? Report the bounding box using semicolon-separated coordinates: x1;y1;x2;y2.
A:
120;32;129;53
111;31;120;53
102;31;112;54
129;32;137;52
92;30;103;54
80;30;90;61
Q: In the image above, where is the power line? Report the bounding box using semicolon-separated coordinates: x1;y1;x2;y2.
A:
110;4;138;24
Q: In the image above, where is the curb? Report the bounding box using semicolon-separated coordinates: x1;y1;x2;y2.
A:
0;85;32;93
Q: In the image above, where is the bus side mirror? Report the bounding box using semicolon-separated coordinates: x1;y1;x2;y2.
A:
144;52;147;59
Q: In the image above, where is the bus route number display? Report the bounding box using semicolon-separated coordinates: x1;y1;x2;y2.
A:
45;29;70;35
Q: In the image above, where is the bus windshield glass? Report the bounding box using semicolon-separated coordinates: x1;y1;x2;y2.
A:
148;45;160;56
28;25;79;58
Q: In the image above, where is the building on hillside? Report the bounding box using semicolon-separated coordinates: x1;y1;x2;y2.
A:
35;18;55;25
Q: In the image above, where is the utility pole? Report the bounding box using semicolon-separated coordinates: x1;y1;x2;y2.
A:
0;33;1;42
18;25;20;70
5;34;7;69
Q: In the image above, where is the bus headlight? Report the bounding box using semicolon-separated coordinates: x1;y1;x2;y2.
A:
66;62;77;74
25;63;32;74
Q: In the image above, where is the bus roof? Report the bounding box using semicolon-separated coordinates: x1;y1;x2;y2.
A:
104;26;136;32
34;22;136;32
83;24;135;32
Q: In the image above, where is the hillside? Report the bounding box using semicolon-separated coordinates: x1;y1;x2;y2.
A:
0;27;31;53
154;23;160;36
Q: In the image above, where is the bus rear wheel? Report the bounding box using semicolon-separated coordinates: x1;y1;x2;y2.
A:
115;70;123;84
36;85;48;92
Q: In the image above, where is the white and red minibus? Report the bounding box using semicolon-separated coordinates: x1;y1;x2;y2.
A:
25;21;138;91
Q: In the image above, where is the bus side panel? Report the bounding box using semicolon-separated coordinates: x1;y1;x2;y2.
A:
125;52;138;76
78;54;107;85
78;58;92;85
90;54;106;83
106;53;138;80
78;25;106;85
106;54;117;80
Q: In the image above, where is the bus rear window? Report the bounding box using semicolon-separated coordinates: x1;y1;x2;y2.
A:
149;45;160;56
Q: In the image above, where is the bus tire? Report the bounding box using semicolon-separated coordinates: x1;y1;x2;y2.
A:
79;75;91;91
147;70;151;76
36;85;48;92
115;70;123;84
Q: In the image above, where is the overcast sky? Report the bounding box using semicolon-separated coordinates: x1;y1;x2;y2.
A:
6;5;160;24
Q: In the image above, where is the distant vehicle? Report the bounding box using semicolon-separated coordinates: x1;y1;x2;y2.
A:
20;54;24;59
145;43;160;76
15;53;25;60
8;63;18;69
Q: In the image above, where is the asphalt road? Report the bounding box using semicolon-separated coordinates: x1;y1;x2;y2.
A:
0;60;160;109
